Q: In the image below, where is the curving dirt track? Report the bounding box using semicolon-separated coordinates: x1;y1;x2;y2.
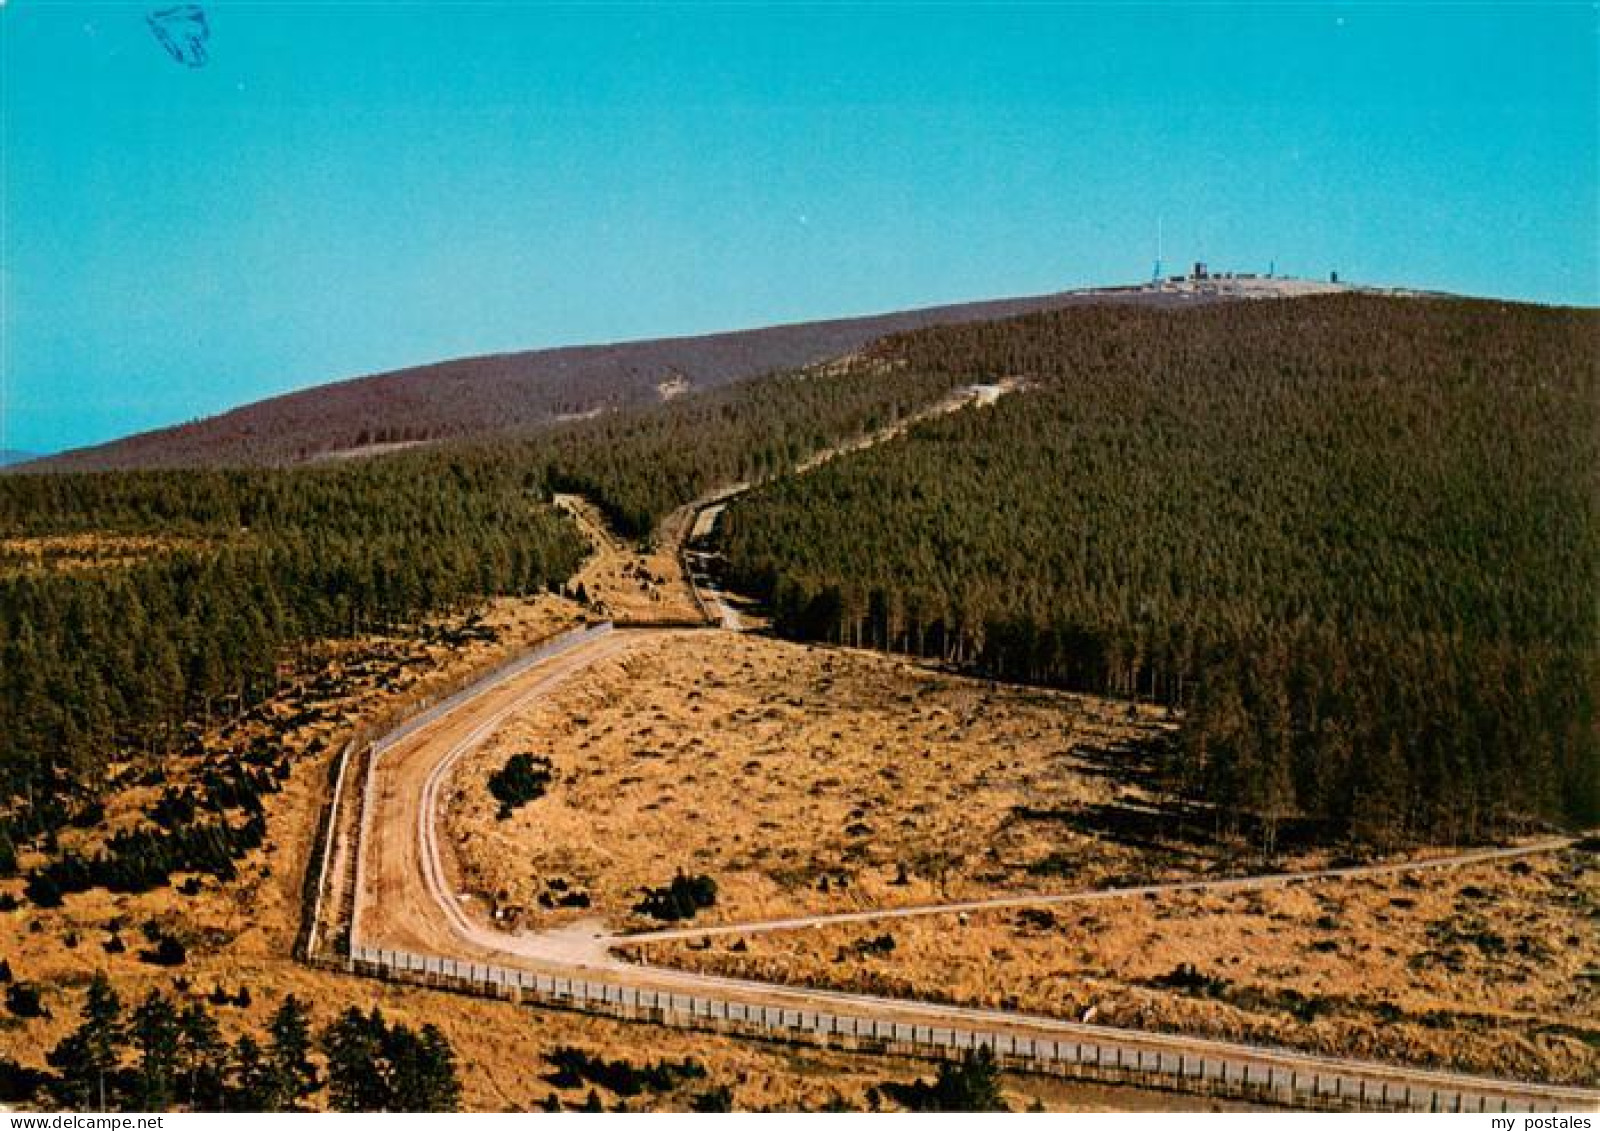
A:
354;626;642;960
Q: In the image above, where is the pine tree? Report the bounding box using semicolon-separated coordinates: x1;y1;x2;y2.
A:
321;1007;385;1112
228;1034;275;1111
129;991;181;1110
389;1023;461;1112
176;1001;226;1111
320;1007;460;1112
47;971;124;1111
265;994;319;1110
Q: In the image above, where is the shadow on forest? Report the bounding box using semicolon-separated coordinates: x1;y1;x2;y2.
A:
1020;737;1327;863
1014;735;1221;861
1016;797;1222;862
1065;735;1173;793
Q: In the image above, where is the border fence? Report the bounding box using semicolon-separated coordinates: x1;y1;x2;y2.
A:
367;621;614;755
343;943;1587;1114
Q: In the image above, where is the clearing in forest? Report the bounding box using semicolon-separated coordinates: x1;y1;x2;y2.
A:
441;630;1240;932
554;494;705;624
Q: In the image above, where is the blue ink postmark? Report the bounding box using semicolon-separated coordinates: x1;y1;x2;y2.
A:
147;5;210;68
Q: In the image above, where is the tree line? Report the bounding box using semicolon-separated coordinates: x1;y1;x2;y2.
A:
717;296;1598;847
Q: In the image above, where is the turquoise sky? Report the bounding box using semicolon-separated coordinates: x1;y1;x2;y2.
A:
3;3;1596;454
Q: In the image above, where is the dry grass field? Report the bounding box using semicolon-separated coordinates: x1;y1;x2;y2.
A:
10;896;1192;1112
439;630;1255;932
637;847;1599;1087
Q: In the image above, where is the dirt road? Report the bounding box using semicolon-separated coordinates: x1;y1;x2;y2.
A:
354;625;640;957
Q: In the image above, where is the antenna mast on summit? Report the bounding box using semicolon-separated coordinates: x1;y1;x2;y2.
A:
1153;216;1164;282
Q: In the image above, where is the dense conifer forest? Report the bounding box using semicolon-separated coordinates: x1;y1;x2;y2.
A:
531;353;969;538
716;296;1598;846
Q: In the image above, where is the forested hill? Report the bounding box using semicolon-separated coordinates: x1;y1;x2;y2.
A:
717;295;1599;846
27;287;1202;474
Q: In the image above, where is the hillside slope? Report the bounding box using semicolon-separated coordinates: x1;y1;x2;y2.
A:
718;295;1599;842
28;287;1200;472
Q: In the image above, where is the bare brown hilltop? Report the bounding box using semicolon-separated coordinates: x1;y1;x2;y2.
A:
25;285;1214;472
